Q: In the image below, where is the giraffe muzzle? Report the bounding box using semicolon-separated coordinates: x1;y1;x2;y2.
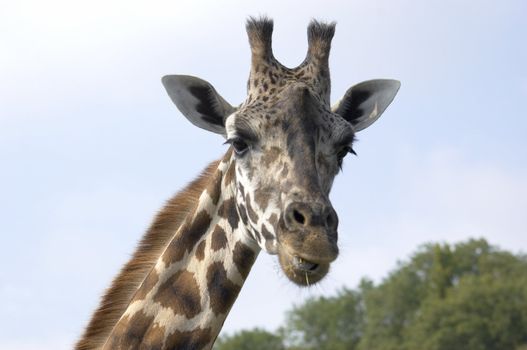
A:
277;246;333;286
276;234;338;286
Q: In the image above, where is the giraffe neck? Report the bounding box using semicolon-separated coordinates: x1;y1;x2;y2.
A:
103;151;260;350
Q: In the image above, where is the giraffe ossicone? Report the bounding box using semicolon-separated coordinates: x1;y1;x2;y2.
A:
77;17;400;350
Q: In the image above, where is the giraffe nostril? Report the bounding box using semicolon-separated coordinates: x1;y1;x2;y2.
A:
293;210;306;225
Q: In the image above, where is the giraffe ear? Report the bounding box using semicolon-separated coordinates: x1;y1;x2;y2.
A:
333;79;400;132
162;75;236;135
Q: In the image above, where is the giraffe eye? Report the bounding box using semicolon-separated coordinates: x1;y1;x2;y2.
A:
337;146;356;168
337;146;354;159
227;138;250;156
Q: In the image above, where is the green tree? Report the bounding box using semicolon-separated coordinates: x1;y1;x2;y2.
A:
213;328;285;350
406;273;527;350
404;241;527;350
357;244;439;350
358;239;527;350
283;287;365;350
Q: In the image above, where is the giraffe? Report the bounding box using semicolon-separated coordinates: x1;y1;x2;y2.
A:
76;17;400;350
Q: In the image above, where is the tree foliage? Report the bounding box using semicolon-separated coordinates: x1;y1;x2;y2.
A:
213;328;286;350
284;287;365;350
215;239;527;350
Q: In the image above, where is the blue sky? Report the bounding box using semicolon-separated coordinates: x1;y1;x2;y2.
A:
1;0;526;348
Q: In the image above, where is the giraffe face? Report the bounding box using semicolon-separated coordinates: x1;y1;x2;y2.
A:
225;84;352;285
162;18;400;286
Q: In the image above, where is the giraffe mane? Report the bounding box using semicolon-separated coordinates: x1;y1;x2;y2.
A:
76;159;221;350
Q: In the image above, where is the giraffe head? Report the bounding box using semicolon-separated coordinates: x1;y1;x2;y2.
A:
162;18;399;286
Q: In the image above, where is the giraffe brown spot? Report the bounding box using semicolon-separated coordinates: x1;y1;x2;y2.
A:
207;262;241;315
195;240;206;261
261;224;274;241
153;269;202;319
134;270;159;301
164;327;212;350
219;197;239;230
238;203;249;226
269;213;279;226
211;225;228;251
233;242;256;279
281;118;291;133
142;322;166;349
105;312;154;349
245;194;259;224
237;182;245;198
206;169;223;206
163;210;212;263
254;187;271;210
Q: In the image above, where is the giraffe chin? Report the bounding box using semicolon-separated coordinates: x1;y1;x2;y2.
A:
277;247;331;286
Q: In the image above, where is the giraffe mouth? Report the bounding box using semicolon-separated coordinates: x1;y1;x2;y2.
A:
277;247;331;286
292;256;320;272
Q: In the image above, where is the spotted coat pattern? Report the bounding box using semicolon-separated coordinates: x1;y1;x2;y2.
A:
103;151;258;349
